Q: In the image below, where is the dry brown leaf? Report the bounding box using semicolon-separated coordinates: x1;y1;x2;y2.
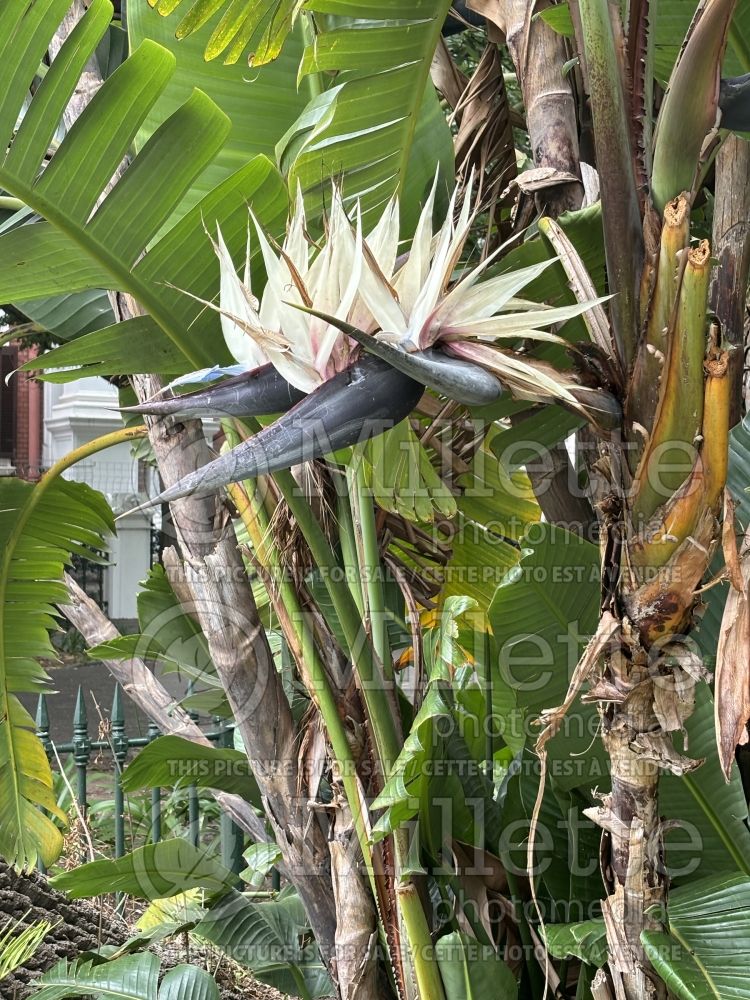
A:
715;521;750;779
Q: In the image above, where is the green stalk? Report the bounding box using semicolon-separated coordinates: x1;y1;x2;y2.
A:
576;0;643;371
347;454;392;680
397;882;447;1000
227;476;378;898
336;480;365;615
628;194;690;459
632;240;711;521
271;464;402;778
276;466;443;1000
233;423;441;998
651;0;738;212
3;425;147;562
343;462;443;1000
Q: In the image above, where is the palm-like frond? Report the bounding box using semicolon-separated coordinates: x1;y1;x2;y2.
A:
2;0;288;380
0;477;113;867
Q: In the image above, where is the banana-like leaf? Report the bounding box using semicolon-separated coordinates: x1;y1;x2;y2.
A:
128;1;309;222
51;838;236;900
279;0;455;231
196;887;333;997
159;966;220;1000
488;524;606;775
2;0;288;379
135;0;303;66
501;746;603;910
0;477;113;868
19;289;114;341
642;872;750;998
434;931;519;1000
0;916;55;981
655;0;750;81
34;953;220;1000
362;418;458;524
122;735;260;804
35;953;160;1000
543;919;608;967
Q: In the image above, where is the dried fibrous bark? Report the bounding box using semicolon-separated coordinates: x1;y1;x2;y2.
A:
0;860;125;997
468;0;584;216
715;520;750;779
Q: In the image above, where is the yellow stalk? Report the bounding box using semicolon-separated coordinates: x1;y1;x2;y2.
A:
627;348;730;581
629;195;691;453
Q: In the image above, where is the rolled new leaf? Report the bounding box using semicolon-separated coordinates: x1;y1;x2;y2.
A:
651;0;737;213
123;355;424;513
120;364;305;419
294;307;503;407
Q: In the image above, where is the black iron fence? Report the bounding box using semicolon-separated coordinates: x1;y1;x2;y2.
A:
35;683;245;876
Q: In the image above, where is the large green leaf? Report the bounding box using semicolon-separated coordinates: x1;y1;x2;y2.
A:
34;953;220;1000
488;524;605;778
158;966;220;1000
128;1;309;222
51;838;236;900
642;872;750;999
131;0;303;65
434;931;518;999
280;0;455;231
122;735;260;803
654;0;750;82
23;157;287;379
0;477;113;868
196;888;333;998
19;289;114;341
501;749;602;914
660;684;750;882
544;919;607;967
2;0;288;379
34;953;160;1000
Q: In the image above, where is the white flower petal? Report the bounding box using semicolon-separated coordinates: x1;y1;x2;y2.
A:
431;260;557;329
216;224;268;369
393;171;439;317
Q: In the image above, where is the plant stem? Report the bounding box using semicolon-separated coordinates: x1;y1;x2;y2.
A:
227;477;378;890
397;882;446;1000
4;425;147;561
348;454;392;679
272;466;402;777
336;478;365;615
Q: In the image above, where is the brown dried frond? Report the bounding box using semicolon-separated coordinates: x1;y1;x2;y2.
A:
433;41;518;253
